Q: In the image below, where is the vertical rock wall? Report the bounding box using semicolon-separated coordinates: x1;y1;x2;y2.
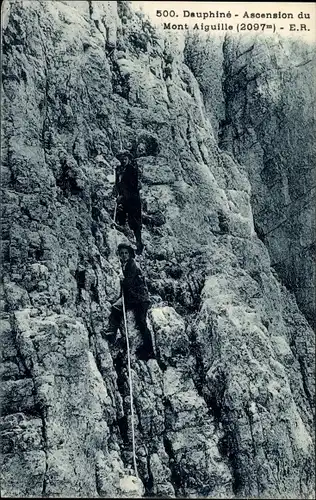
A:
1;1;315;498
220;35;316;328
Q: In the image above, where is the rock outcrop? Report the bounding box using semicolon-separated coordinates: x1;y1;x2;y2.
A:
1;1;315;498
220;35;316;329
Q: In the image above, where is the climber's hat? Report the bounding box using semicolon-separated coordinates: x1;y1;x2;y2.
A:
117;243;135;258
116;150;133;162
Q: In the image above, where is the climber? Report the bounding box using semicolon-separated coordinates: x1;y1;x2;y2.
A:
107;243;155;361
113;149;144;255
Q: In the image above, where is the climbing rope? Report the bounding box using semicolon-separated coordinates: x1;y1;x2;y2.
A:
111;149;154;477
122;290;138;478
112;197;138;478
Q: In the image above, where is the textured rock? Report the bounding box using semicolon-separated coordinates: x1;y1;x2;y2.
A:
1;1;315;498
220;35;316;329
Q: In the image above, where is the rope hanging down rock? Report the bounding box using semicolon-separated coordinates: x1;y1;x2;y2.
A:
122;290;138;478
112;197;138;478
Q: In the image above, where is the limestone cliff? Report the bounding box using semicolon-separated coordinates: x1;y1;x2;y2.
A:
219;35;316;329
1;1;315;498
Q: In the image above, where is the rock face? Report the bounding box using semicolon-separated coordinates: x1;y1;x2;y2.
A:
1;1;314;498
220;35;316;329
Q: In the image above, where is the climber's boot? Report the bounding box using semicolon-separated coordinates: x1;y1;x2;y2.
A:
136;242;144;255
134;228;144;255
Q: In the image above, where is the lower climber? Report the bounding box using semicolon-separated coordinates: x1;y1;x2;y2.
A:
107;243;155;361
114;150;144;255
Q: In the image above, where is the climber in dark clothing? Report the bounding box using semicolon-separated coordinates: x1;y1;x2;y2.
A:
107;243;155;361
114;150;144;255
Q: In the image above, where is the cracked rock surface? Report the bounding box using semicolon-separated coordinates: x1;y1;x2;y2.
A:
1;1;315;498
219;35;316;330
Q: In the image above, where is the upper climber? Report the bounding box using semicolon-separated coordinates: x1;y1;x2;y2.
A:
106;243;155;361
114;149;144;255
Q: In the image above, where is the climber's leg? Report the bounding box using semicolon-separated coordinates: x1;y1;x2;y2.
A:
134;302;155;360
106;298;123;343
116;197;127;226
134;228;144;255
128;196;143;254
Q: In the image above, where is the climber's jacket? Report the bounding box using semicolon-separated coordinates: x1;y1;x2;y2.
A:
115;158;141;200
120;258;149;306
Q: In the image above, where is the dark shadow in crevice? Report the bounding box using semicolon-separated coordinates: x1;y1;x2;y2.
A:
162;433;182;496
142;452;154;497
